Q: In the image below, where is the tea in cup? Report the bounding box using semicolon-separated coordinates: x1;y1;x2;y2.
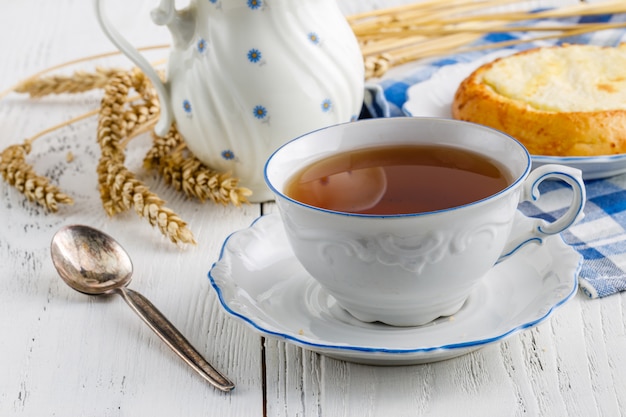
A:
264;118;585;326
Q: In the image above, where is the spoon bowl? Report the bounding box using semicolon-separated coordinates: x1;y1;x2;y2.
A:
50;224;234;392
51;225;133;295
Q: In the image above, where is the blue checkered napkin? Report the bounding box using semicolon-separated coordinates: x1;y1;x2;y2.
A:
369;13;626;118
519;178;626;299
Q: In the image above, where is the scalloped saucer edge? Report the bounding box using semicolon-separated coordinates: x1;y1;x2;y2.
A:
208;213;582;365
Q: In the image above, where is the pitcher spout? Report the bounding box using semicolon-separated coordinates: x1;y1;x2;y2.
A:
151;0;196;47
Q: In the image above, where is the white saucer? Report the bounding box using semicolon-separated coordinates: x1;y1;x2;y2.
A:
209;213;582;365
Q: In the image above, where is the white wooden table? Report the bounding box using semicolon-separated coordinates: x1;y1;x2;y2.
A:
2;1;625;416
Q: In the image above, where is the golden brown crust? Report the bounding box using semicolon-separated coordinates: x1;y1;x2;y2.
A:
451;45;626;156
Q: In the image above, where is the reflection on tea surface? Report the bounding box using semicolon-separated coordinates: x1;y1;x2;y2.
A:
285;144;510;215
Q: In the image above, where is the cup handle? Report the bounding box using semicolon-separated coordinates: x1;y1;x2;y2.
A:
93;0;173;136
497;164;586;263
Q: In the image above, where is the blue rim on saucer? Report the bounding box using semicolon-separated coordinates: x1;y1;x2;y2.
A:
208;213;582;365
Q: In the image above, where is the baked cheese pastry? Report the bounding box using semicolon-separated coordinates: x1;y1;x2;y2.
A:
452;43;626;156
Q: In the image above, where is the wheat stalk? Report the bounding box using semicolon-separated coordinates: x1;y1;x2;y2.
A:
355;0;626;78
13;67;125;98
0;142;74;212
0;60;253;244
96;70;196;245
0;45;168;100
144;126;252;206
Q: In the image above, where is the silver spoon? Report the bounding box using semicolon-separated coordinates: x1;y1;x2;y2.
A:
50;224;235;392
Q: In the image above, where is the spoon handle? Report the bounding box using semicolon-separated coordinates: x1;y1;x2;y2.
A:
117;287;235;392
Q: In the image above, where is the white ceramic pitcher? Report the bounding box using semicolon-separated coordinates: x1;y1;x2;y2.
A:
94;0;365;202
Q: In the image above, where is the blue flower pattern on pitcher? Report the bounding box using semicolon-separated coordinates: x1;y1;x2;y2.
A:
234;13;337;121
253;105;271;124
197;38;208;54
247;0;262;10
190;18;340;171
308;32;321;45
253;105;267;119
221;149;236;161
247;48;265;66
183;99;192;117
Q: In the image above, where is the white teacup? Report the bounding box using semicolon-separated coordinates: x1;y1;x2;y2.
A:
264;118;585;326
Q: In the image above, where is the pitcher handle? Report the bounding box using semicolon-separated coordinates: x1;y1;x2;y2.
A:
497;164;586;263
93;0;173;136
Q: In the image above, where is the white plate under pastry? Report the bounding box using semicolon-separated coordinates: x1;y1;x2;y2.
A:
208;213;582;366
402;49;626;180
